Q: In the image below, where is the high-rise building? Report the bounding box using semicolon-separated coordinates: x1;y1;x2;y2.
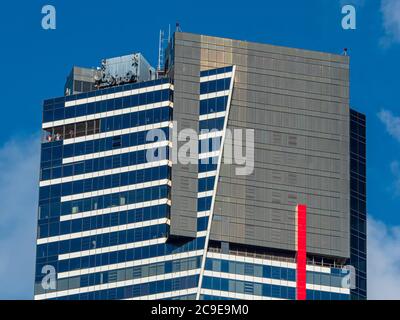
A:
34;32;366;300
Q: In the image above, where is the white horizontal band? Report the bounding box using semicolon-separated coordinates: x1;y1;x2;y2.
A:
197;210;210;218
200;72;232;82
306;264;331;274
197;190;213;198
58;237;167;260
64;83;173;107
200;90;230;101
198;171;217;179
61;178;170;202
199;130;223;141
60;198;170;222
198;150;220;160
306;283;350;294
58;250;204;279
199;111;226;121
196;231;208;237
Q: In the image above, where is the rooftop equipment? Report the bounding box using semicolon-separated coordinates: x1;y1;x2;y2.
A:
94;53;155;89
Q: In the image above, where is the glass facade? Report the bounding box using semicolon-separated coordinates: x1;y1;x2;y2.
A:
35;76;204;299
34;61;361;300
349;109;367;299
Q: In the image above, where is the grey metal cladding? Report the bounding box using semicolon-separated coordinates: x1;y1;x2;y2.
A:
168;36;201;239
175;32;350;258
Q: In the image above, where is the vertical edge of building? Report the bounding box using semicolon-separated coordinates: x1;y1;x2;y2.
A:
349;108;367;299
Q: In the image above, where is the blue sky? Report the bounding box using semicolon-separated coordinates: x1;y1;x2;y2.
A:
0;0;399;299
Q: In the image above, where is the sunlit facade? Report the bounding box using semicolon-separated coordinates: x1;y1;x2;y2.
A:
34;32;366;300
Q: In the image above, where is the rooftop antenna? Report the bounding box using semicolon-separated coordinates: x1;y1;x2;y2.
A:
157;27;172;78
157;29;165;73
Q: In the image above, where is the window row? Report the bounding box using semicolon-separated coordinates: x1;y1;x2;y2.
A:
37;223;169;256
39;165;170;200
42;119;100;143
198;176;215;193
35;256;200;295
41;275;198;300
198;196;212;212
169;294;196;300
60;127;169;160
198;157;218;173
42;106;172;145
43;125;169;164
200;66;233;77
200;96;227;115
306;289;349;300
197;216;209;232
205;258;296;281
202;276;296;299
99;106;172;133
41;146;169;181
199;137;221;154
38;204;169;236
199;117;225;132
36;238;205;274
306;271;346;288
45;78;170;107
200;78;231;95
200;295;235;300
38;185;170;219
43;89;173;123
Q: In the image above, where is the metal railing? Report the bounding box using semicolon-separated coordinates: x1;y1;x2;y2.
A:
208;246;346;269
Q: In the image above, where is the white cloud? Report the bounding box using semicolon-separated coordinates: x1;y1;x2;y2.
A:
0;134;40;299
368;216;400;299
381;0;400;45
378;110;400;197
378;109;400;142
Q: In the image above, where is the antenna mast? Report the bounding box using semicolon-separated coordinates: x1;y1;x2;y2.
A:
157;29;165;73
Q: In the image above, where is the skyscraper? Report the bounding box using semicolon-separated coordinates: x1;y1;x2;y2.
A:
34;32;366;300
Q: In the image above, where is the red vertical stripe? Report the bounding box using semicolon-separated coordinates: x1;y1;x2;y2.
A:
296;204;307;300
